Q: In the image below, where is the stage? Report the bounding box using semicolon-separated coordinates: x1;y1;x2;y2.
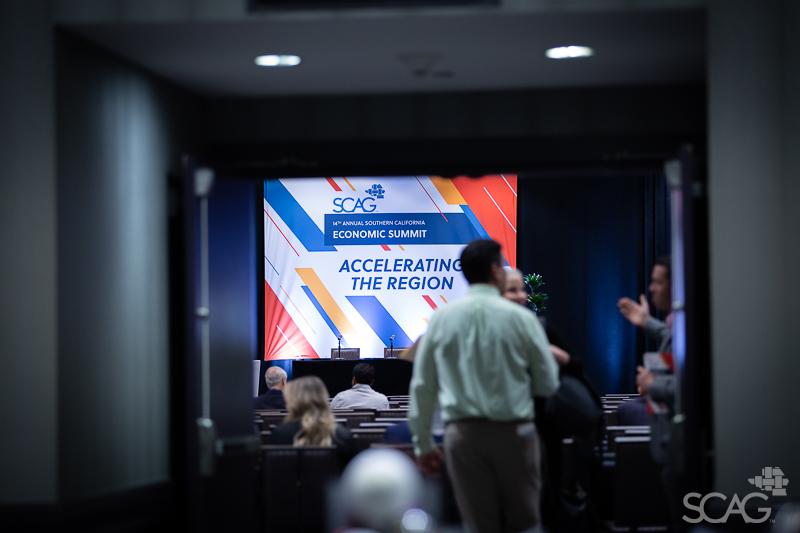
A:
258;358;413;397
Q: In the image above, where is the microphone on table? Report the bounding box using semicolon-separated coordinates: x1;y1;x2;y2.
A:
389;335;396;358
337;335;343;360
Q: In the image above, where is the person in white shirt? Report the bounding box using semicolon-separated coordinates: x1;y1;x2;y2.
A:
330;363;390;410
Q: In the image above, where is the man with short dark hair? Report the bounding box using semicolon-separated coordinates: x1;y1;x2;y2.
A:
409;239;559;533
618;256;673;400
253;366;287;410
617;257;675;425
618;255;673;353
330;363;390;410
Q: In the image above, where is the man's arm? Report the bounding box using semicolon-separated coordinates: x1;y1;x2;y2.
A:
524;313;559;397
649;374;675;408
643;317;670;347
408;333;439;457
618;294;650;327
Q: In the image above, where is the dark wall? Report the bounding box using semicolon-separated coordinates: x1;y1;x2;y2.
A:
202;85;705;144
56;32;198;500
709;0;800;494
517;174;671;394
0;0;57;504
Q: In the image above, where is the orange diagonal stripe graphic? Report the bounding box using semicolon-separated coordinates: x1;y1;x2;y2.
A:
430;176;467;205
295;268;353;335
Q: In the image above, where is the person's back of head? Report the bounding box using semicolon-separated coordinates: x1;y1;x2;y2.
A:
283;376;336;446
265;366;287;390
460;239;503;286
339;449;426;531
352;363;376;385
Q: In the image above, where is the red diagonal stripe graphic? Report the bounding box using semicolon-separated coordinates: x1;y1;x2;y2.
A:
326;177;342;192
452;175;517;267
423;295;438;310
265;208;300;257
415;176;448;222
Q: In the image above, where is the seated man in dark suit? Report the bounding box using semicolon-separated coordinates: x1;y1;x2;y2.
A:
617;256;674;426
253;366;287;410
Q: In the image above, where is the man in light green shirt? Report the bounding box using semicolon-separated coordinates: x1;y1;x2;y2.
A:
409;239;559;533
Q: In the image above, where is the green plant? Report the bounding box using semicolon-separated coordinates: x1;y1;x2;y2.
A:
523;273;549;313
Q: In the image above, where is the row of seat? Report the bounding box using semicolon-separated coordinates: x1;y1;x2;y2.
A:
256;407;408;425
601;393;639;427
255;406;410;451
256;393;668;531
254;400;412;526
590;394;669;530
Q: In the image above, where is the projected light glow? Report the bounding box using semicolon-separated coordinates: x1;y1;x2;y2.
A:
545;46;594;59
255;54;301;67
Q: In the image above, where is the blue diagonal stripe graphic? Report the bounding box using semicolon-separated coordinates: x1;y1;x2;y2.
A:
460;204;490;239
265;179;336;252
301;286;341;339
346;296;413;348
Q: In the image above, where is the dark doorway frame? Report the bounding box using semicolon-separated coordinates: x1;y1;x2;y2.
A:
171;132;712;531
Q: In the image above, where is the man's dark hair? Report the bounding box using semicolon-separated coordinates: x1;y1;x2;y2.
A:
460;239;502;284
353;363;375;385
655;256;671;281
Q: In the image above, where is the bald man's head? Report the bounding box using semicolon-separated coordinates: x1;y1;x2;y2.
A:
265;366;287;390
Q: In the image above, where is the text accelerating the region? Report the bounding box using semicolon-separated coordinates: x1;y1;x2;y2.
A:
338;257;461;291
338;257;461;273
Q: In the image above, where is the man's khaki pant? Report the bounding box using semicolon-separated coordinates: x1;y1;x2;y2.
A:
444;420;542;533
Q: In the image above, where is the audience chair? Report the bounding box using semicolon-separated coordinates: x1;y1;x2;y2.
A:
261;446;341;533
613;436;668;528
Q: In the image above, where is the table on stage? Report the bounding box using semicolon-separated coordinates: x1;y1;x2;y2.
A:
291;358;413;397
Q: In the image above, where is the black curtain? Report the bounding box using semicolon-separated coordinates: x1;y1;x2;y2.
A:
208;178;260;434
517;174;670;394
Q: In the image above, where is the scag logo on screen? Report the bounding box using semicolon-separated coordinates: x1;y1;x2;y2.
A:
332;183;385;213
683;466;789;525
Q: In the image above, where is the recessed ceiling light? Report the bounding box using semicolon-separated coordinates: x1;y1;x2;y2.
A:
545;46;594;59
255;54;301;67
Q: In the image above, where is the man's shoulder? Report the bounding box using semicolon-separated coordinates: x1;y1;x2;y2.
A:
484;298;543;337
457;291;527;310
474;293;537;321
362;386;387;399
253;393;271;407
332;389;350;399
255;389;286;409
330;389;351;408
429;291;533;326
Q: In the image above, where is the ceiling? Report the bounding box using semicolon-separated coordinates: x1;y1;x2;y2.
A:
58;0;706;97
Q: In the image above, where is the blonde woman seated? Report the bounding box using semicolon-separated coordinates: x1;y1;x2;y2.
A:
267;376;357;463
